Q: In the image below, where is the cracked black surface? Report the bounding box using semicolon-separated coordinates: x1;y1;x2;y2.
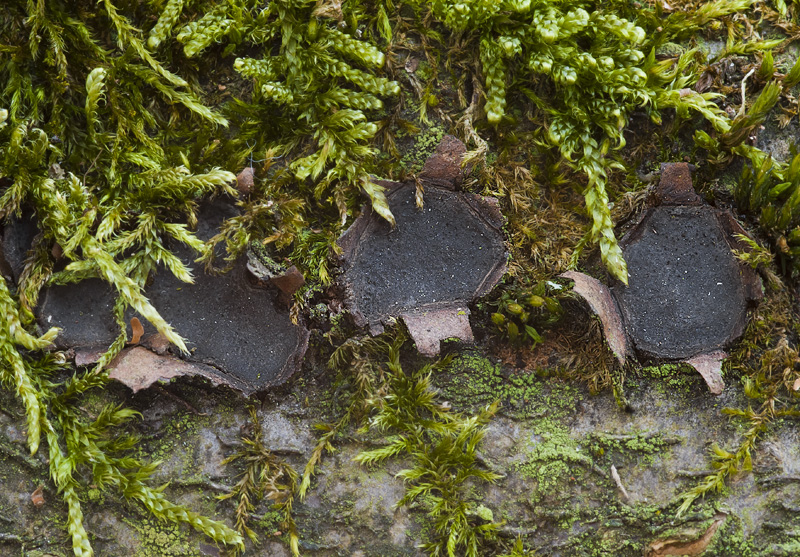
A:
612;206;748;360
341;184;506;331
37;199;308;392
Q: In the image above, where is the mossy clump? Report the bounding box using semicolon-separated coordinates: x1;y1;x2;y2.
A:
435;352;540;413
218;405;299;554
637;363;702;395
435;351;580;420
356;342;503;557
405;0;748;283
487;280;563;346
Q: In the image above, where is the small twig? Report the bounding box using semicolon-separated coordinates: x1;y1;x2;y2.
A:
738;68;756;118
169;478;233;493
0;533;22;544
677;469;716;477
757;474;800;486
611;465;630;504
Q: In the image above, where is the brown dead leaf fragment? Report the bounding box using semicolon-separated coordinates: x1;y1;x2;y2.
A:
312;0;342;20
270;265;305;296
109;347;214;393
31;485;44;507
685;350;726;395
646;513;727;556
130;316;144;345
560;271;631;366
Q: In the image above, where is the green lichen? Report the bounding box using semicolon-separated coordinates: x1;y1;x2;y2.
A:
126;517;201;557
399;126;446;174
435;352;578;419
515;418;592;509
705;514;754;556
587;430;678;466
255;509;285;535
638;363;701;395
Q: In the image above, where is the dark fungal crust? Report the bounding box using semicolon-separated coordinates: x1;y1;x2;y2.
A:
610;163;761;361
36;199;310;394
339;181;506;335
613;205;747;360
